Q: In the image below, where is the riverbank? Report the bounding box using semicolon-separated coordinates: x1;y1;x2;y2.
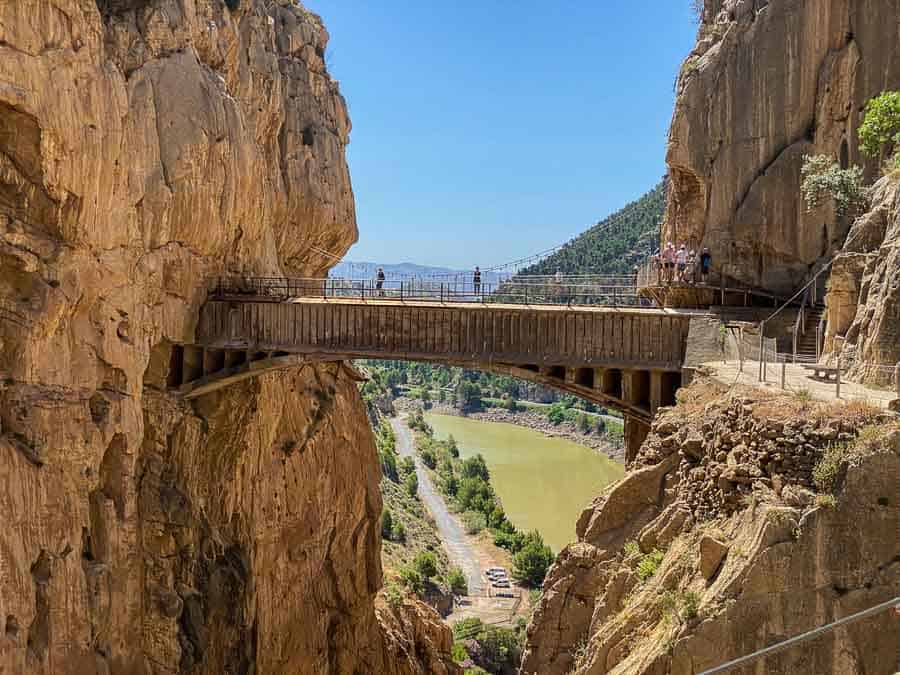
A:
390;417;529;628
395;397;625;461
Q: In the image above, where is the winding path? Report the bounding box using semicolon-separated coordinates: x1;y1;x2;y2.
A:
391;418;483;593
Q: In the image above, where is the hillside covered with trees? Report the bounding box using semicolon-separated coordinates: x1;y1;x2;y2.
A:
521;179;666;276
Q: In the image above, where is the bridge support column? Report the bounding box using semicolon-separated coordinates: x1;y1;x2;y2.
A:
624;415;651;466
182;346;203;385
650;371;663;415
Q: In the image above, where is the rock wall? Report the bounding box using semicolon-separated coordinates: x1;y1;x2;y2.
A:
825;175;900;384
0;1;455;673
665;0;900;295
521;381;900;674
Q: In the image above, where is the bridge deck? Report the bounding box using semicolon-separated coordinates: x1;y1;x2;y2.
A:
198;298;696;372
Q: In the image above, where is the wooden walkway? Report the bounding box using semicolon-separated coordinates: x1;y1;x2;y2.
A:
172;296;699;459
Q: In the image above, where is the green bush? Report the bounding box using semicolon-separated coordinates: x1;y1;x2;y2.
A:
379;449;398;482
681;591;700;620
859;91;900;161
451;641;469;663
577;412;591;433
622;540;640;557
404;471;419;498
461;511;487;534
453;617;484;641
420;446;437;469
391;521;406;543
399;456;415;476
460;455;490;481
400;566;424;595
636;548;665;581
813;442;850;492
383;582;404;609
801;154;867;218
413;551;439;579
494;529;526;553
447;435;460;458
381;509;394;540
512;530;554;587
447;567;468;596
546;403;566;425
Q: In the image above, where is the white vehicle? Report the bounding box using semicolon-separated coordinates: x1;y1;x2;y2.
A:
486;567;506;575
492;580;511;588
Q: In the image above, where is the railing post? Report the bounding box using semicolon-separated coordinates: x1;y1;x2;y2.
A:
758;322;765;382
781;357;786;390
835;359;841;399
400;280;404;302
440;283;444;303
895;362;900;399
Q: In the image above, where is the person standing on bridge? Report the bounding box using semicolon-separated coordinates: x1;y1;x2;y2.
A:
700;246;712;284
675;244;688;283
376;267;385;296
662;242;676;284
473;266;482;296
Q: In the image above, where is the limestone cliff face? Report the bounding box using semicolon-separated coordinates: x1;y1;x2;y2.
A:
521;382;900;674
825;175;900;383
665;0;900;295
0;1;454;673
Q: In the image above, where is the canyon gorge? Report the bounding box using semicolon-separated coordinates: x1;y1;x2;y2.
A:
1;0;899;674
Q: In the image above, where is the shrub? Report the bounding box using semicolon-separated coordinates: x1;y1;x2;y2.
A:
381;509;394;540
546;403;566;425
391;521;406;543
859;91;900;160
400;567;424;595
622;540;640;557
453;617;484;641
379;449;398;482
681;591;700;620
816;494;837;508
636;548;664;581
512;530;554;587
447;567;468;596
460;455;490;481
801;154;867;218
413;551;439;579
451;641;469;663
577;413;591;433
404;471;419;498
461;511;487;534
477;626;523;673
447;435;460;458
420;446;437;469
813;442;850;492
383;582;404;609
399;456;415;476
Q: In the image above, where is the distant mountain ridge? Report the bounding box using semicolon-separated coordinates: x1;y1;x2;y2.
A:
520;180;666;277
331;261;506;284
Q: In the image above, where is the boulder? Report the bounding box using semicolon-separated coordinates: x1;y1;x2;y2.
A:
699;536;729;580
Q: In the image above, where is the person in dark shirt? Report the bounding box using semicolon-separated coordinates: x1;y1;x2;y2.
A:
473;266;482;295
376;267;385;296
700;247;712;284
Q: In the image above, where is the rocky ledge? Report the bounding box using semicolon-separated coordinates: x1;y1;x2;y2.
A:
522;379;899;674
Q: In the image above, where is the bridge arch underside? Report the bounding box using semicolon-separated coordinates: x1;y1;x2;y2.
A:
170;344;681;424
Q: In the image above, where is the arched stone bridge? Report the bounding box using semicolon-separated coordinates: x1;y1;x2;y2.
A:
172;295;695;459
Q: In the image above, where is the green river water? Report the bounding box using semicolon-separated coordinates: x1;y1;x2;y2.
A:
425;414;625;553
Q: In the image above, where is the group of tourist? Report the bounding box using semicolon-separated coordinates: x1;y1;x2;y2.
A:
650;243;711;285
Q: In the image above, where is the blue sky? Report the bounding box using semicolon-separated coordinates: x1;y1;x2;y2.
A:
305;1;697;269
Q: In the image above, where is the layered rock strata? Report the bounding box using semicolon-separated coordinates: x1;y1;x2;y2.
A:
521;381;900;674
665;0;900;295
0;1;454;672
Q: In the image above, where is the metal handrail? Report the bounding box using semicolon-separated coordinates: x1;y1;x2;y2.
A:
208;276;643;308
700;596;900;674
